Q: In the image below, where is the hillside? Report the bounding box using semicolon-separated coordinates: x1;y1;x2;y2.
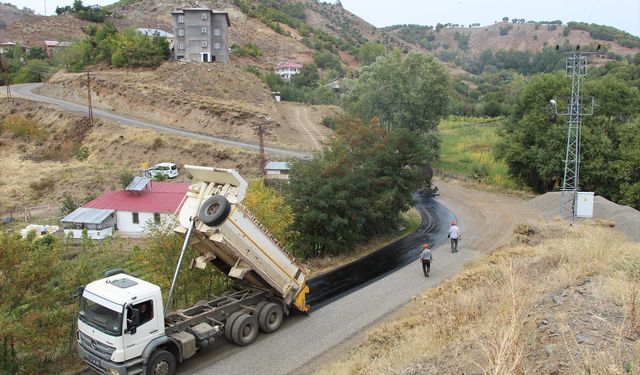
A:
0;99;259;212
386;21;640;59
316;219;640;374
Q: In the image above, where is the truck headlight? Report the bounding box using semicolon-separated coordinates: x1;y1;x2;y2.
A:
108;368;120;375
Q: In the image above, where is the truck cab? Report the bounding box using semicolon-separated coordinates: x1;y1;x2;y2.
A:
77;272;166;375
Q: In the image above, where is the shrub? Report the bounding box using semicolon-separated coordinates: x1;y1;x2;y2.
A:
118;169;134;189
29;177;56;192
73;143;89;161
1;114;45;140
231;43;262;58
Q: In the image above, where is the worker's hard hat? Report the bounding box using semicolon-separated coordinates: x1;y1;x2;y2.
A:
422;243;429;249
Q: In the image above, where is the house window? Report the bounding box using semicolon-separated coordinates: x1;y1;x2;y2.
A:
201;41;208;48
178;42;184;50
132;212;139;224
213;42;221;50
177;28;184;37
202;26;207;33
202;12;207;20
213;28;221;36
154;213;161;224
178;15;184;23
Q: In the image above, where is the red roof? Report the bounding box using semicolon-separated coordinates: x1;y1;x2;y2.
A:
83;182;190;213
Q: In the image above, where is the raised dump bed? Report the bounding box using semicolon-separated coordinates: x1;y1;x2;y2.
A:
175;165;309;312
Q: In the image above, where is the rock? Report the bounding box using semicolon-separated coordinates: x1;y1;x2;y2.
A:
544;344;557;356
576;335;592;344
551;294;563;304
541;319;549;325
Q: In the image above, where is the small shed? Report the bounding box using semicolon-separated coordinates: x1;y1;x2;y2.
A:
61;208;116;240
265;162;291;187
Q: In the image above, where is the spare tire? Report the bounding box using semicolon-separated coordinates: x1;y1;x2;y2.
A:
199;195;231;226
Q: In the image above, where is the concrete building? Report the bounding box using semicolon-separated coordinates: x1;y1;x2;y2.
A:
171;7;230;63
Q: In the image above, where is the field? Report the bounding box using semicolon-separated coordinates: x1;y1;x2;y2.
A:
435;116;518;190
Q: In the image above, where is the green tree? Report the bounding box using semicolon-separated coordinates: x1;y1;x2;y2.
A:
344;51;449;133
291;64;319;87
313;51;344;76
497;72;640;208
357;42;385;66
287;116;433;258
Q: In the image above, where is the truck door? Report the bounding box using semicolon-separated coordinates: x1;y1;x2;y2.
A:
123;300;161;359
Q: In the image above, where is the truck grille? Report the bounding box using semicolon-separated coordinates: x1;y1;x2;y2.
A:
78;331;116;360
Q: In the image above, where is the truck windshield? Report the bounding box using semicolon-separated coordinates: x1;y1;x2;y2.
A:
79;294;123;336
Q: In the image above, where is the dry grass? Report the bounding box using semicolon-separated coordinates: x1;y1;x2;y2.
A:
315;221;640;375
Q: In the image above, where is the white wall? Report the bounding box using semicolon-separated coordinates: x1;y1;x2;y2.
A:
115;211;175;236
64;227;114;240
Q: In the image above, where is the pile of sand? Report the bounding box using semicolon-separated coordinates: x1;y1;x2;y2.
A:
525;191;640;242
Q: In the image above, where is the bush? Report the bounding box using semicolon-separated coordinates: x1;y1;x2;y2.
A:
1;114;45;140
118;169;134;189
321;116;337;129
231;43;262;58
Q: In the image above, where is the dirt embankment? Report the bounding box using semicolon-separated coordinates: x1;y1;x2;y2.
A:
0;99;258;212
38;63;334;152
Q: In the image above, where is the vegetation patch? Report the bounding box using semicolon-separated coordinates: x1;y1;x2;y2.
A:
435;116;517;189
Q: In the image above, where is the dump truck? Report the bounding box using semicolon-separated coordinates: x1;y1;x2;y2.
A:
74;165;310;375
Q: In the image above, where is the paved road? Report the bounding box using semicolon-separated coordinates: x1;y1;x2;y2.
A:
10;83;310;159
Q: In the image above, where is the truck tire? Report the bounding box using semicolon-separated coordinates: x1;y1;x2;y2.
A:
147;349;176;375
258;303;284;333
225;311;244;342
231;314;259;346
199;195;231;226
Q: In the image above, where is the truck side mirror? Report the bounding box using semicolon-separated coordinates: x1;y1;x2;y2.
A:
125;307;141;335
70;285;85;300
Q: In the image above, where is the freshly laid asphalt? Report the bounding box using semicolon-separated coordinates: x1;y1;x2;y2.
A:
177;194;483;375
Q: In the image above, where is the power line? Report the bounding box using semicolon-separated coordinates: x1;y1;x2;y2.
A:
554;44;598;221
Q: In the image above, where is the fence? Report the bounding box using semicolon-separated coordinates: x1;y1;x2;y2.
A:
1;204;63;223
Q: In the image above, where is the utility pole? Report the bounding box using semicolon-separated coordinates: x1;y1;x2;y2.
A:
254;118;271;179
86;70;93;124
0;55;11;100
555;45;597;221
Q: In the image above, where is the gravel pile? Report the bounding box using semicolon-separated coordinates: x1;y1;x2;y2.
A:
524;192;640;242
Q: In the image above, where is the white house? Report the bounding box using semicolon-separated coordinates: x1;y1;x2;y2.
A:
61;181;189;239
275;62;303;81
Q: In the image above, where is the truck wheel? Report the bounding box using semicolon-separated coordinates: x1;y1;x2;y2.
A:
225;311;244;342
147;350;176;375
258;303;284;333
231;314;259;346
199;195;231;226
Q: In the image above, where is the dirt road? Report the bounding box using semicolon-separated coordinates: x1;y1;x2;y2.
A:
434;178;538;253
277;102;334;152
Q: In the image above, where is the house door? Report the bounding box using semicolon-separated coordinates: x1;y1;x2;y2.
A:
211;55;216;62
201;53;209;62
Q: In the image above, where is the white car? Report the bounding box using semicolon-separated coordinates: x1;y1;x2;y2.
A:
147;162;179;179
